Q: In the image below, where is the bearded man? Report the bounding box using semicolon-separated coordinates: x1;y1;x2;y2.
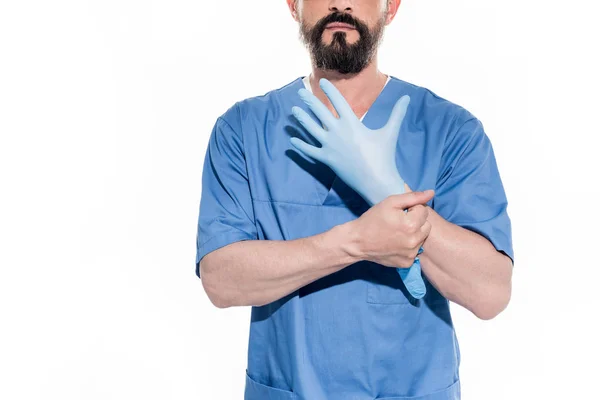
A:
195;1;514;399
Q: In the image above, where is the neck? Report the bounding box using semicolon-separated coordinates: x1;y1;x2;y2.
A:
307;55;388;112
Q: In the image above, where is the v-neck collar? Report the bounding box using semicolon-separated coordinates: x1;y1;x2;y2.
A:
293;75;401;207
301;75;392;122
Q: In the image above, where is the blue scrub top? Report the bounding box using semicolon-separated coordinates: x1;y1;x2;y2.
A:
195;76;514;400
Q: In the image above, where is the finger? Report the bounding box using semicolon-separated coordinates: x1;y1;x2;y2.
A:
385;95;410;137
389;189;435;211
289;136;326;163
414;229;430;253
414;219;432;242
292;106;328;145
406;206;429;231
410;244;422;259
298;88;338;130
319;78;356;121
421;220;432;237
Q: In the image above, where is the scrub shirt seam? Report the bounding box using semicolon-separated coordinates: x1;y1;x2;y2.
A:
436;116;478;190
198;223;257;248
251;198;359;208
439;113;458;161
227;103;260;231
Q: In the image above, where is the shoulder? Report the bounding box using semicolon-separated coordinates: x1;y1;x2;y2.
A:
390;76;477;128
389;76;488;155
218;77;302;131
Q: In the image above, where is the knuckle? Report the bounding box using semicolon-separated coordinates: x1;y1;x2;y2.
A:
412;204;424;210
405;219;418;233
398;259;413;268
411;247;421;259
414;205;427;217
424;221;432;233
408;236;421;249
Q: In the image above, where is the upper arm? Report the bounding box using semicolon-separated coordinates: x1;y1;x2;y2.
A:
432;117;514;265
195;106;258;278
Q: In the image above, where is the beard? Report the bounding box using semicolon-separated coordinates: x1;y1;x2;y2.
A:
299;11;386;74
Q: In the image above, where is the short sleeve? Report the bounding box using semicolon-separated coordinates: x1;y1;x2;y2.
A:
195;108;258;278
432;117;514;265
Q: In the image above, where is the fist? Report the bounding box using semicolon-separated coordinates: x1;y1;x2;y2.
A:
350;190;434;268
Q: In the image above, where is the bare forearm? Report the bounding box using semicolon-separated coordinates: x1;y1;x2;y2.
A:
200;223;359;308
420;206;513;319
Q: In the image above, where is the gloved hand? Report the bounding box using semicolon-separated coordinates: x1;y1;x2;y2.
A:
290;78;427;299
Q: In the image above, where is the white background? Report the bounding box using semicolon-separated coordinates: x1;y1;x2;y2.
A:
1;0;598;399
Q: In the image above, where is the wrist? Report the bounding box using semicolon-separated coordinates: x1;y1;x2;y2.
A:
333;220;365;263
362;173;409;205
359;184;396;206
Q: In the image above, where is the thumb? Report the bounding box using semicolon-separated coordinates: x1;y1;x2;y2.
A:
385;95;410;136
389;189;435;210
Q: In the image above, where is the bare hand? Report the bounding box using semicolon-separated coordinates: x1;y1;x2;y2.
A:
350;190;434;268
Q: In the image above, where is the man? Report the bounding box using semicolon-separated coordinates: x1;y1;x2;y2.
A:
195;1;514;399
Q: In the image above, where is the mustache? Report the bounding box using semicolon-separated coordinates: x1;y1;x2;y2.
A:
311;11;369;38
320;11;359;28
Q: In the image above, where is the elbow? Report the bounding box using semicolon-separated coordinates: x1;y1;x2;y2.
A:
199;258;233;309
473;283;512;321
204;284;231;309
202;278;233;309
198;253;266;308
474;304;505;321
209;295;232;309
473;256;513;320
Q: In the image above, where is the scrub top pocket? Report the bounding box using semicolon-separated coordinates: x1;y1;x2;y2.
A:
244;370;298;400
375;378;461;399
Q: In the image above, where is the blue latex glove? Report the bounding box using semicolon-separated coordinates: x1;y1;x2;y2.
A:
289;78;426;299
